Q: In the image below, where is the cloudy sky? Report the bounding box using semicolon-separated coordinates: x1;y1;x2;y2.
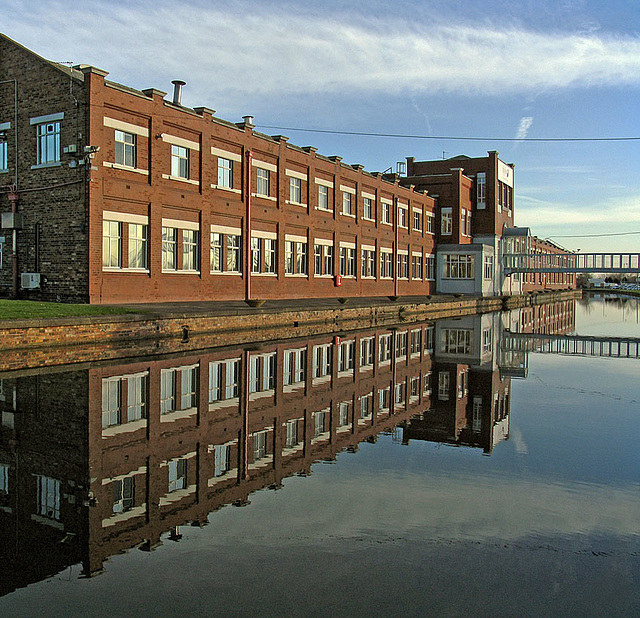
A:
3;0;640;252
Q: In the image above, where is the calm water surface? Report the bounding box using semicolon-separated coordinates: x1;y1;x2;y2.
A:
1;295;639;617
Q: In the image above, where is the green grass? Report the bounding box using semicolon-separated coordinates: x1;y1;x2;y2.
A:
0;299;137;320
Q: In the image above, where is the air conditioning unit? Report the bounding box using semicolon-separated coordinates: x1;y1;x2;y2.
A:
21;273;41;289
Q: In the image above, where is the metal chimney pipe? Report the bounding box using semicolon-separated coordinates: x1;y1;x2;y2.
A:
171;80;186;105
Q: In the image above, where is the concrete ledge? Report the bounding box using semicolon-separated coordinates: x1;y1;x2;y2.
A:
0;291;581;372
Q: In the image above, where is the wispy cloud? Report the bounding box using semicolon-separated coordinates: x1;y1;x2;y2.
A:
4;0;640;108
515;117;534;141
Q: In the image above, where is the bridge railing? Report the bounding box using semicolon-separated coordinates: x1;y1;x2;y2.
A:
502;252;640;273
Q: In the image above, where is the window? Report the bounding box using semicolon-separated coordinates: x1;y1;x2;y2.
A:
410;329;422;355
441;207;452;235
359;392;373;421
398;206;408;228
317;184;330;210
444;254;475;279
0;125;8;171
115;130;136;167
180;366;198;409
36;121;61;165
285;419;299;448
339;245;356;277
412;254;423;280
214;444;231;477
251;237;262;274
381;202;391;224
182;230;199;271
424;325;434;352
209;358;241;402
361;248;376;278
441;328;472;354
171;145;189;179
102;374;148;429
283;348;306;387
423;372;432;396
379;387;390;413
472;397;483;432
210;233;223;272
251;235;277;274
342;191;354;216
312;343;332;379
484;255;494;279
380;250;393;279
359;337;375;369
227;235;242;273
477;172;486;209
338;401;351;427
112;476;135;513
427;213;435;234
363;196;374;220
425;255;436;281
102;378;121;428
218;157;233;188
285;239;308;275
413;210;422;231
397;253;409;279
483;328;492;354
253;431;268;460
313;410;328;438
103;221;122;268
256;167;270;197
338;340;355;373
290;177;302;204
168;458;187;493
37;475;60;520
379;333;392;363
396;331;408;359
160;369;177;414
162;227;178;271
248;353;276;394
314;242;334;277
438;371;450;401
129;223;148;269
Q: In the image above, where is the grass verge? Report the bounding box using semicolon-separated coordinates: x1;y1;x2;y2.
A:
0;300;137;320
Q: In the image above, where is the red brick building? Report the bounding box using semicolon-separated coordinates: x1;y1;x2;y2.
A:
0;34;574;304
0;34;436;304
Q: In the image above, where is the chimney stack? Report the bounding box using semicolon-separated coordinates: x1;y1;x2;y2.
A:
171;80;186;105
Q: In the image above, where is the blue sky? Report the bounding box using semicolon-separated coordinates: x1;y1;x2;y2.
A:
3;0;640;252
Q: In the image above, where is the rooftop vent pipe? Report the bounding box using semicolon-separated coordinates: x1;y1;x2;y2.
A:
171;80;186;105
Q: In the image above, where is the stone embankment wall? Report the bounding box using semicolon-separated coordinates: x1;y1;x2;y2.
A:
0;291;580;372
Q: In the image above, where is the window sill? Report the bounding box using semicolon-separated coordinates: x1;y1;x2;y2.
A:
210;270;242;276
341;212;356;218
251;272;278;277
31;161;62;170
162;174;199;186
362;216;375;223
103;267;150;274
162;269;201;274
103;161;149;175
286;200;307;207
315;206;333;213
284;273;309;278
0;169;9;174
251;193;276;201
211;184;241;194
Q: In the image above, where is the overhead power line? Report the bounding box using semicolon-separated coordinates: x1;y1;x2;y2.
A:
548;231;640;239
257;125;640;143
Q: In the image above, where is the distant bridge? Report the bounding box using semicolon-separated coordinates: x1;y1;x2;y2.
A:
502;253;640;275
502;332;640;360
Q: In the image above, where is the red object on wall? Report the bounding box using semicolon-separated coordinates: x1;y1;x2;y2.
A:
335;275;342;287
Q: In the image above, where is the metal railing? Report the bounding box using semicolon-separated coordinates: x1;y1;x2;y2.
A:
502;252;640;274
502;332;640;359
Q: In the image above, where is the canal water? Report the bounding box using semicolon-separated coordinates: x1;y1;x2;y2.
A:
0;295;638;616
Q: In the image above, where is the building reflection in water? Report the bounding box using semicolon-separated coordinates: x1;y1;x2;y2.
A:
0;301;575;596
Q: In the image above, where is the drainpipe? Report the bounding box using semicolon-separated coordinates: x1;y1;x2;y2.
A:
394;196;399;298
7;188;19;299
245;150;252;303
